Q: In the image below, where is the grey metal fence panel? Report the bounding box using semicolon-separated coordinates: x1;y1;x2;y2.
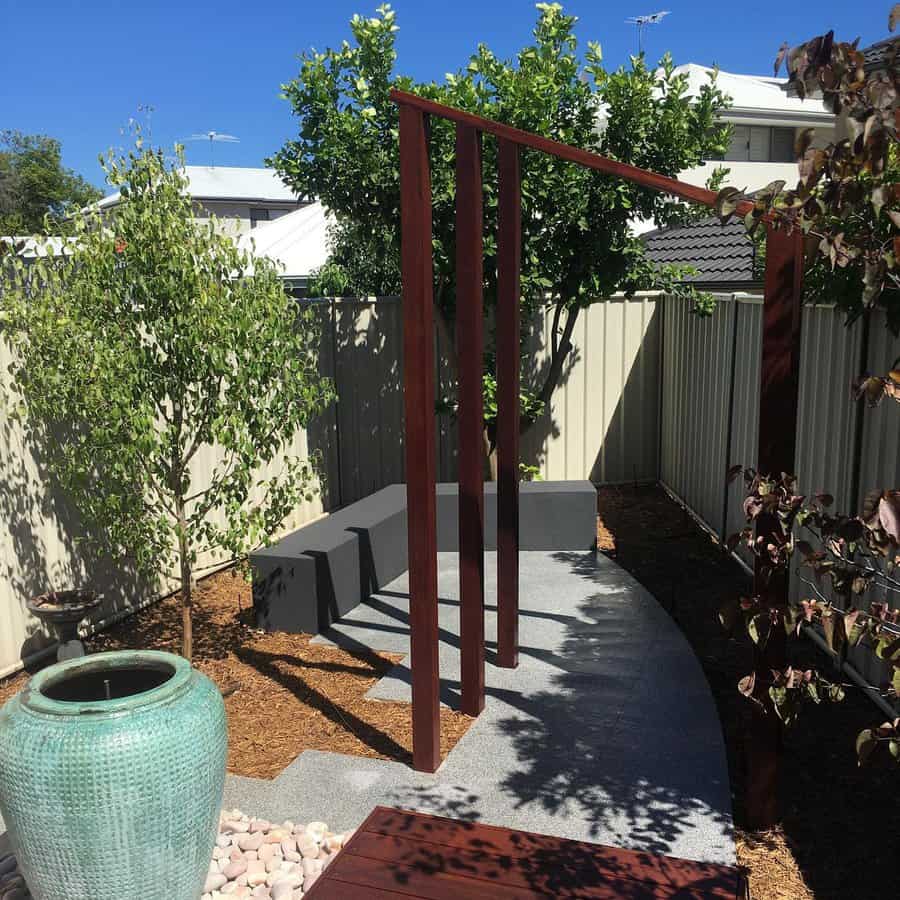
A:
851;312;900;683
660;293;736;535
725;296;762;561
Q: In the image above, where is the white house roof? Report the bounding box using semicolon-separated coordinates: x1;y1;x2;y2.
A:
97;166;299;209
237;202;331;280
673;64;833;127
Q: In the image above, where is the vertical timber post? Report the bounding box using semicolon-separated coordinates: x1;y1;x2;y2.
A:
747;223;803;828
496;137;521;669
456;123;486;716
399;104;441;773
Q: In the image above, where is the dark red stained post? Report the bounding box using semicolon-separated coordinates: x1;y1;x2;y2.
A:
496;137;521;670
455;123;486;716
399;104;441;773
746;223;804;829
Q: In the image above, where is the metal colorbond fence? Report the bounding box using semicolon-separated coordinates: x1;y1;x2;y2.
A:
659;293;900;686
3;291;898;678
0;293;661;676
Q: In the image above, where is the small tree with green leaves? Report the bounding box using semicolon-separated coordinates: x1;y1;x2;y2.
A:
0;142;333;660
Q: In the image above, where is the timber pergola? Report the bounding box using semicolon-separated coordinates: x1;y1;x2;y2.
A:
392;88;803;805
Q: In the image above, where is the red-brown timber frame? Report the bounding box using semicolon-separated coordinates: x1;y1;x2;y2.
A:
393;88;802;820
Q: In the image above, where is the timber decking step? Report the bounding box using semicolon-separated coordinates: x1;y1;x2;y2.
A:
305;806;747;899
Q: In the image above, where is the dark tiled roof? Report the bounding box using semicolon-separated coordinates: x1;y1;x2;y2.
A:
863;36;899;72
643;216;757;284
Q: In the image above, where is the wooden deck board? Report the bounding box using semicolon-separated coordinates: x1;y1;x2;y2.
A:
306;807;746;899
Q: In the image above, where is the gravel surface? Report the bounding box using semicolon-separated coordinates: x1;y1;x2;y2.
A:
0;809;351;900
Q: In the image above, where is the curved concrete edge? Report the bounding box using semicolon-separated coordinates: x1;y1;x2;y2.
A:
226;550;735;866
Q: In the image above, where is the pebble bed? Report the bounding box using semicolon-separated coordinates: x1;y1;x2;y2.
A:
0;809;349;900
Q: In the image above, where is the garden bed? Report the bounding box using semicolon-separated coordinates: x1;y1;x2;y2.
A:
0;569;473;779
597;483;900;900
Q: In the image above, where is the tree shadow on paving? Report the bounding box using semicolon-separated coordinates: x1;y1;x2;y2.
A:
491;549;732;858
232;643;411;764
594;484;900;900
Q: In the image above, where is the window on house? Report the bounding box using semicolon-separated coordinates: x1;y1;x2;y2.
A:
770;127;795;162
720;125;797;163
250;208;270;228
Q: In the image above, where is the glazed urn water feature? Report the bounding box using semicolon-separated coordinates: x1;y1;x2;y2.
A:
0;650;227;900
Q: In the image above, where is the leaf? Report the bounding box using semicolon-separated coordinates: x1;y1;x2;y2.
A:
856;728;878;765
774;41;790;75
826;682;846;703
748;613;769;647
715;186;745;222
794;129;816;161
727;464;743;483
891;3;900;32
738;672;756;697
879;492;900;540
718;597;739;633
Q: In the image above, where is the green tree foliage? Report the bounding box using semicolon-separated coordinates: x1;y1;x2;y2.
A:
0;142;334;660
273;2;731;419
0;131;102;234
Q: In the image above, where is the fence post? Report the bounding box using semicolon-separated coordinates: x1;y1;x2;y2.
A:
746;224;804;829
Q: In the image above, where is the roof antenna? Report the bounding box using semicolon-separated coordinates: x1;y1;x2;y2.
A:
625;11;670;55
186;131;240;167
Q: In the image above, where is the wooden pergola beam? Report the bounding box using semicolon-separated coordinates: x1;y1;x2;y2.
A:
455;123;486;714
393;91;801;816
398;103;440;773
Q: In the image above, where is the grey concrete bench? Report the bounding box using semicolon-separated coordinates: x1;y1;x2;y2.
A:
252;480;597;635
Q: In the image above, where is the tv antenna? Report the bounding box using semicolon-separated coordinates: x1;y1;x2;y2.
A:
186;131;240;167
625;11;670;54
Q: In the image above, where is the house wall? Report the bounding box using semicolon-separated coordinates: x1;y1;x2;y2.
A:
679;124;835;192
192;201;299;237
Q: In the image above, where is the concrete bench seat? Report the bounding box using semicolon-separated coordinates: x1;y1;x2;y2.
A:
252;480;597;635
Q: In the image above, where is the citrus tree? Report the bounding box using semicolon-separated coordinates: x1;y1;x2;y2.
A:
0;142;334;660
272;2;731;439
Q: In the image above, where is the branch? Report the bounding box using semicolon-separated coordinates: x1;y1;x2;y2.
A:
538;302;579;407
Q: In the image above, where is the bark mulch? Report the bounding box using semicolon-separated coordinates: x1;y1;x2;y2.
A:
0;569;473;780
597;483;900;900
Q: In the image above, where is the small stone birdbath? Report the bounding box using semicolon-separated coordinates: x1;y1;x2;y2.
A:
26;590;102;661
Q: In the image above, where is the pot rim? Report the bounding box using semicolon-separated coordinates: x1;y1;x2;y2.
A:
20;650;194;717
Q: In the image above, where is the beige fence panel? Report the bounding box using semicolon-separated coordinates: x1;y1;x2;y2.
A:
524;293;662;484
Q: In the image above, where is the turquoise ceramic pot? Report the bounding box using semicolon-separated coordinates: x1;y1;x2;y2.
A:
0;650;227;900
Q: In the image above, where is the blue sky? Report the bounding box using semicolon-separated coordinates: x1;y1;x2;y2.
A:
1;1;891;192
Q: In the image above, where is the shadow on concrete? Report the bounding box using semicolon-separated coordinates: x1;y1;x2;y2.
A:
488;551;733;854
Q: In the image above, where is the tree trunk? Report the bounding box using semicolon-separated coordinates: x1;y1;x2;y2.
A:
176;496;193;662
537;302;580;409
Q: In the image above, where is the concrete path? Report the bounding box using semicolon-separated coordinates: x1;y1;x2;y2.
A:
224;551;734;865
